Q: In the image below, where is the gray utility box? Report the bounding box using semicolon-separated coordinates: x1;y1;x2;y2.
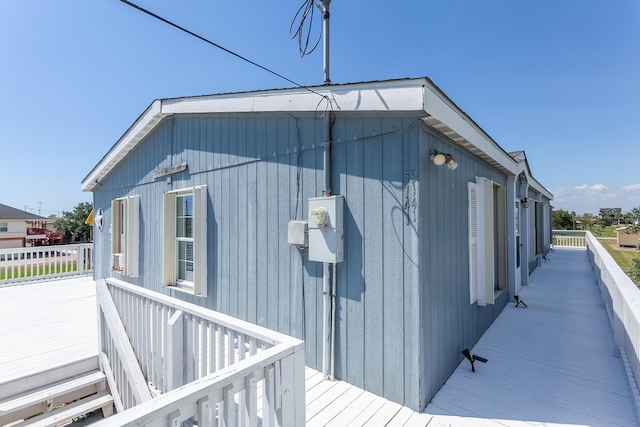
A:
308;196;344;263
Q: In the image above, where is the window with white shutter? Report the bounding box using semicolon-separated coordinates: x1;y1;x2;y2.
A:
468;181;479;305
468;177;497;306
163;186;208;297
110;195;139;277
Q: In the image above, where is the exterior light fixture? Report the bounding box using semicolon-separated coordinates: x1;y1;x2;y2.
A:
430;149;446;166
521;198;529;208
430;149;458;171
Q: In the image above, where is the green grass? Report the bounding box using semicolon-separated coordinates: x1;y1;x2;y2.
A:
597;238;639;285
599;226;621;238
0;263;78;281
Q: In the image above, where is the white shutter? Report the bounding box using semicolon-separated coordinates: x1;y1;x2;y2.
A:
193;186;208;297
470;177;495;306
468;181;479;305
163;192;176;287
110;199;119;255
482;178;495;306
125;196;140;277
110;199;120;271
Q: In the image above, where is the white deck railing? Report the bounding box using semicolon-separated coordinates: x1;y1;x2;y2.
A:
552;230;587;248
0;243;93;285
94;278;305;426
586;232;640;415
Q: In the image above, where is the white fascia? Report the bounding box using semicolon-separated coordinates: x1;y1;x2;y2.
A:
82;100;168;192
422;83;519;175
161;80;426;114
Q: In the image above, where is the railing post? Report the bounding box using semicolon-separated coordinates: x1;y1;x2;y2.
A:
76;245;82;275
278;346;305;426
243;373;257;426
612;272;625;358
222;385;235;427
263;365;276;427
197;396;212;427
166;310;184;391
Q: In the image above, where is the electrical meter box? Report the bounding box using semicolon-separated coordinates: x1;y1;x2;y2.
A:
308;195;344;263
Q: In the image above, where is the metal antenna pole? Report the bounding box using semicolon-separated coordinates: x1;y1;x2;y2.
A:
322;0;331;84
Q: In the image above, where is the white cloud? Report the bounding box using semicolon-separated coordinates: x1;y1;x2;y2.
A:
551;183;640;215
574;184;606;192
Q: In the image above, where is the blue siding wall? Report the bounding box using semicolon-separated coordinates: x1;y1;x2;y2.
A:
331;116;421;407
418;128;509;409
92;113;424;409
92;113;513;411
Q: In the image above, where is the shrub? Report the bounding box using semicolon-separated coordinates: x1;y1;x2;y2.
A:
630;254;640;285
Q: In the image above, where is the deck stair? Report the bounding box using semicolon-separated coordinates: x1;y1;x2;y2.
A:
0;357;113;427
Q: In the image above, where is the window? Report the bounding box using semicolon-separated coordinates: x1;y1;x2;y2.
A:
110;196;140;277
0;222;7;232
468;177;506;306
163;186;207;297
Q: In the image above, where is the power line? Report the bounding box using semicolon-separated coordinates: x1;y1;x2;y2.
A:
118;0;325;98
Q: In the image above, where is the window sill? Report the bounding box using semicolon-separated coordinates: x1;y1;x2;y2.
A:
167;284;205;298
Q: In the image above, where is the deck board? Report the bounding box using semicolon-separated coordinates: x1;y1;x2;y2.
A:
0;277;98;386
426;249;639;427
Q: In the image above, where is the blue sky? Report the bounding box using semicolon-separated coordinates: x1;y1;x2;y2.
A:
1;0;638;217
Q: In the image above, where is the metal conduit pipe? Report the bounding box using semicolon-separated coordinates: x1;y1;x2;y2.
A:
322;109;334;380
321;0;335;381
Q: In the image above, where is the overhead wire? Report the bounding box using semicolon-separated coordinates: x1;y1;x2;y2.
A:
118;0;327;99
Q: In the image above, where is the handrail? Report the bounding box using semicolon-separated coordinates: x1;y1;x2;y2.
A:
93;344;305;426
586;232;640;416
552;230;586;248
0;244;93;285
97;277;305;425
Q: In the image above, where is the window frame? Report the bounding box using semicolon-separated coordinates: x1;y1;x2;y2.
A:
110;196;140;277
468;177;507;306
163;185;207;297
0;222;7;232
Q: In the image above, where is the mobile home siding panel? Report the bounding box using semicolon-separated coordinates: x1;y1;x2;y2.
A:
93;113;422;408
418;127;509;408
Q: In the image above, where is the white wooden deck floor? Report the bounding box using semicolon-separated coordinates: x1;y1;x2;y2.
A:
0;276;98;386
425;249;639;427
2;250;638;427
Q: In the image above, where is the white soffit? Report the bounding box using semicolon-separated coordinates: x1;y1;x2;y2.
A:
421;84;519;175
161;81;426;114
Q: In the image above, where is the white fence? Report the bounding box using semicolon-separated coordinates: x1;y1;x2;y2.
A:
586;232;640;415
552;230;587;248
94;278;305;426
0;243;93;285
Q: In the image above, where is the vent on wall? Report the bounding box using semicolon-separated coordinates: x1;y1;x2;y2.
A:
112;253;124;272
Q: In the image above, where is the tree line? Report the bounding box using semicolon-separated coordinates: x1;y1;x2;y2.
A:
552;207;640;232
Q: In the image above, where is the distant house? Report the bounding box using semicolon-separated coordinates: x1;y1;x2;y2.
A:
82;77;553;411
0;203;57;249
600;208;622;221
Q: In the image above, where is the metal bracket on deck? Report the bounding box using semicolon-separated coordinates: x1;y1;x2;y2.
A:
514;295;528;308
461;349;488;373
